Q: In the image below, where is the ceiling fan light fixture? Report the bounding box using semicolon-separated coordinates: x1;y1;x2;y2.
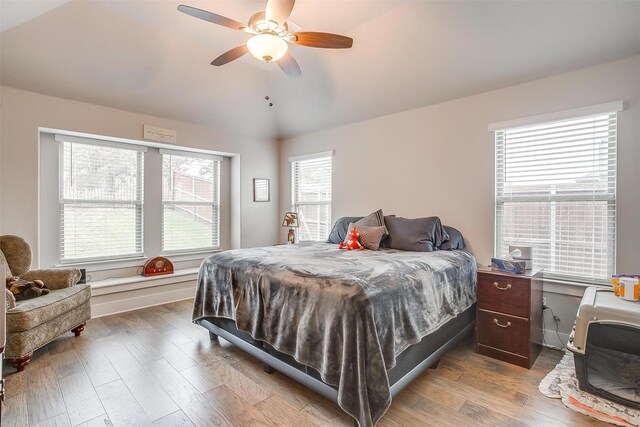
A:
178;2;353;77
247;34;288;63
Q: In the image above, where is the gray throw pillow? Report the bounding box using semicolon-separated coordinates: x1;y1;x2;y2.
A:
439;226;466;250
346;223;386;251
327;216;364;244
356;209;388;237
385;216;447;252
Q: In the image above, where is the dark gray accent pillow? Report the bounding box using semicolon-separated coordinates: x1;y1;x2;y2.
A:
379;215;396;248
327;216;364;244
356;209;388;237
384;216;447;252
346;223;386;251
439;226;466;250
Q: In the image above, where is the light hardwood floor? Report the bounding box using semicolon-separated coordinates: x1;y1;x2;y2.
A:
2;299;606;427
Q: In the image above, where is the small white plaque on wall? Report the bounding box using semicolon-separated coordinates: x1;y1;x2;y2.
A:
144;124;177;144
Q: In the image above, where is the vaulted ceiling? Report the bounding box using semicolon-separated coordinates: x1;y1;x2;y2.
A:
2;0;640;139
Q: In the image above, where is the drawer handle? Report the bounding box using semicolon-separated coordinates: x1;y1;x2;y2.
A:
493;318;512;328
493;282;512;291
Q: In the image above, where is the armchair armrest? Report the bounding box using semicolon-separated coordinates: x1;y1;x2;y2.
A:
6;288;16;310
20;268;81;290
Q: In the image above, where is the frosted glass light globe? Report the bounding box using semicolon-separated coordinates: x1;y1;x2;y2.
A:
247;34;288;63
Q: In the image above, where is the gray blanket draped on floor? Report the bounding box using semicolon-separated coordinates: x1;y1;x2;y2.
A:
192;243;477;426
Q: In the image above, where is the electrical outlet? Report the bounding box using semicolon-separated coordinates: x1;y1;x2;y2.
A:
542;297;547;306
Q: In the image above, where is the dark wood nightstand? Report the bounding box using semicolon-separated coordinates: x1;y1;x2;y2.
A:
476;266;543;369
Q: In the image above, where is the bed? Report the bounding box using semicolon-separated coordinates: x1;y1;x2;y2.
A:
193;242;477;426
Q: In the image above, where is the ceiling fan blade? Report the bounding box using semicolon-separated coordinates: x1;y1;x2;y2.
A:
292;32;353;49
265;0;295;25
277;52;301;78
178;5;247;32
211;45;249;66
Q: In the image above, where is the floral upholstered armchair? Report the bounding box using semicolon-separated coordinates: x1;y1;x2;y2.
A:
1;235;91;371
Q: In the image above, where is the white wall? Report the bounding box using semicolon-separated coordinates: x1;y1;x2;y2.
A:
0;86;280;265
280;54;640;344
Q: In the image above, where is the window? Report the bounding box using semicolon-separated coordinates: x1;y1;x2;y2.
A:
53;134;226;265
58;137;145;263
161;150;221;253
494;105;619;282
291;152;333;241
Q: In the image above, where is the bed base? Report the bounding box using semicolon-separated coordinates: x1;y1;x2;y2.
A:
198;318;475;414
390;321;473;395
200;319;341;401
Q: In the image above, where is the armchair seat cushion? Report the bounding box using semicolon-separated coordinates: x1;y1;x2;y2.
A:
7;284;91;333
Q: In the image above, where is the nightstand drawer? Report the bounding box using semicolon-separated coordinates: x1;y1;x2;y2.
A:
477;309;529;356
477;274;530;317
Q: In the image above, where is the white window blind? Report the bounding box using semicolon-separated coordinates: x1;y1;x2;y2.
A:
495;111;617;283
291;153;332;241
162;151;220;253
59;139;144;263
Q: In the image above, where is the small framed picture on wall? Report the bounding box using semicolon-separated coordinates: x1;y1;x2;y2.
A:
253;178;270;202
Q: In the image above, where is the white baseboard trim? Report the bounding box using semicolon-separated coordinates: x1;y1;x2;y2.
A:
91;282;195;318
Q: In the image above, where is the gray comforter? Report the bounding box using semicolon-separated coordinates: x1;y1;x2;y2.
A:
193;243;477;426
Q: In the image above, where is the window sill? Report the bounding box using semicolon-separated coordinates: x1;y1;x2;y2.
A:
56;257;146;270
543;277;610;297
54;250;220;272
161;249;221;261
90;267;199;296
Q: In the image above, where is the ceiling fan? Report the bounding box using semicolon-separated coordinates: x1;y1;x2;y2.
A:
177;0;353;77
